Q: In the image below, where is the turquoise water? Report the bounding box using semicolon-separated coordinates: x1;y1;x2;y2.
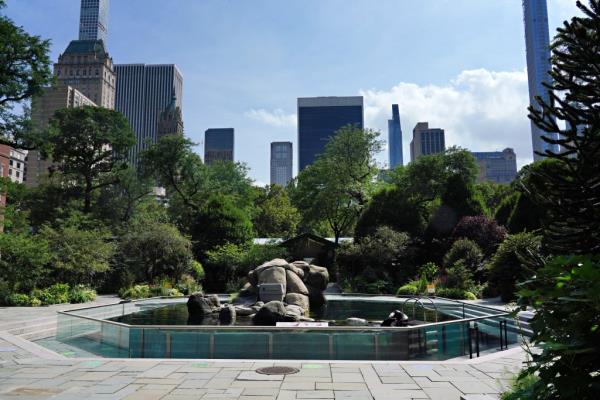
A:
56;296;519;360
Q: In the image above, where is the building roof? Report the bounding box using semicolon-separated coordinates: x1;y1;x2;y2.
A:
63;40;107;57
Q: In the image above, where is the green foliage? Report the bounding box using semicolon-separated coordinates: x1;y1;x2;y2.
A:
443;239;484;280
355;186;426;238
435;288;477;300
6;293;30;306
117;220;195;284
396;284;418;296
518;255;600;399
487;232;541;302
252;185;300;238
118;283;184;300
494;192;519;228
174;274;201;295
292;126;383;243
39;216;114;287
506;191;543;234
68;285;97;304
47;283;70;304
445;260;474;291
337;226;412;293
0;232;51;292
189;261;205;281
418;262;438;281
476;181;513;217
41;106;136;213
452;215;507;257
500;373;539;400
190;194;253;258
0;1;53;149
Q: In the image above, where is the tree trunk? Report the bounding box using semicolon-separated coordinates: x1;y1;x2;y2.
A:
84;176;93;214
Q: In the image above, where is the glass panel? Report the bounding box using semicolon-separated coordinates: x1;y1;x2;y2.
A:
273;331;330;360
214;331;270;359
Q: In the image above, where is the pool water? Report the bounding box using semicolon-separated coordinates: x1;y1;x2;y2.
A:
108;298;456;326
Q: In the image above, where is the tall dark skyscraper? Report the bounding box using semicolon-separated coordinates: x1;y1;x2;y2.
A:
79;0;109;44
523;0;559;160
205;128;234;165
115;64;183;165
387;104;403;168
297;96;364;172
270;142;293;187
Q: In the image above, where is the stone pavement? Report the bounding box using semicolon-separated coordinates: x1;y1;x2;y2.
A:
0;297;527;400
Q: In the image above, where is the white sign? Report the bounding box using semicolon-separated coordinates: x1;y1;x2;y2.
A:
276;322;329;327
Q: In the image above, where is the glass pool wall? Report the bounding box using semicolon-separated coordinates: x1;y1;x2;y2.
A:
56;296;522;361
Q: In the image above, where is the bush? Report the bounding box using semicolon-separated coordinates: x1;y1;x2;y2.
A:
396;284;418;296
500;373;539;400
68;285;97;304
452;215;507;256
119;284;151;299
418;262;438;281
487;232;541;302
190;261;205;281
0;233;51;292
435;288;476;300
7;293;30;306
29;297;42;307
443;239;484;279
175;274;201;295
445;261;474;291
47;283;70;304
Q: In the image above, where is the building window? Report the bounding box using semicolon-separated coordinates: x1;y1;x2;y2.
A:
9;160;13;166
15;171;20;178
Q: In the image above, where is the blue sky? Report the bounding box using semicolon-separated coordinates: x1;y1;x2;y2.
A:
5;0;580;184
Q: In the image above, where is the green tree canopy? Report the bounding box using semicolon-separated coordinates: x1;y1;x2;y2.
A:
42;106;136;213
253;185;300;238
292;125;383;244
0;1;53;148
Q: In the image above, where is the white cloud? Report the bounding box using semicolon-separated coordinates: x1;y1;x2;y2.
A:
245;108;296;127
361;68;534;169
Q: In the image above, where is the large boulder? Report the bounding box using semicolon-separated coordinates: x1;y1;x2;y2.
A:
282;263;305;279
307;285;327;310
284;293;310;312
253;301;297;326
187;293;217;322
206;294;221;309
247;270;258;286
285;270;309;295
254;259;290;275
219;305;236;325
304;265;329;291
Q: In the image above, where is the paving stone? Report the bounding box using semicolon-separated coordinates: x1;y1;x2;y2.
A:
316;383;368;391
281;382;315;390
243;388;280;396
122;389;172;400
451;380;498;394
331;373;363;383
333;390;373;399
277;390;297;400
296;390;335;399
422;386;464;400
238;371;285;381
231;381;282;389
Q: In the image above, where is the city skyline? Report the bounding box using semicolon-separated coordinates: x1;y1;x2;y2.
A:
5;0;581;184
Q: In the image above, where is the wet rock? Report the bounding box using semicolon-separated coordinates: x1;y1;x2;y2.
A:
187;293;217;323
253;301;297;326
346;317;368;326
304;265;329;291
307;285;327;310
234;306;255;316
284;293;310;312
219;305;236;325
206;294;221;309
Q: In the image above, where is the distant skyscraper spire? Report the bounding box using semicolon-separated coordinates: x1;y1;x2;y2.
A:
387;104;403;168
79;0;109;44
522;0;559;160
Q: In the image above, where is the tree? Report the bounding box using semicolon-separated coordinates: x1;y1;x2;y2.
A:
39;216;115;287
525;0;600;254
452;215;507;257
190;194;253;259
476;181;513;217
117;221;195;283
514;2;600;398
0;232;51;292
487;232;541;301
293;125;383;244
253;185;300;238
43;106;136;213
443;238;484;279
0;1;53;148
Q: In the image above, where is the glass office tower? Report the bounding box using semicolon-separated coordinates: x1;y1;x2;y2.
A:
297;96;363;172
205;128;234;165
271;142;293;186
79;0;109;44
523;0;559;159
387;104;403;168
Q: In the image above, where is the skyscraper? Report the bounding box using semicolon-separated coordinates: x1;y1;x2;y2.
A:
54;40;116;109
410;122;445;162
388;104;403;169
523;0;559;160
297;96;364;172
270;142;293;187
115;64;183;165
157;94;184;142
471;148;518;184
79;0;109;44
205;129;234;165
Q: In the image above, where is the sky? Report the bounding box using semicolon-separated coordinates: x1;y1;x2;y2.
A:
5;0;582;185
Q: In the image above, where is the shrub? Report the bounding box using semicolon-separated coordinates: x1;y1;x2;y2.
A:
47;283;70;304
487;232;541;302
463;291;477;300
7;293;30;306
175;274;201;295
418;262;438;281
0;233;51;292
119;284;151;300
190;261;205;281
443;239;484;279
500;373;538;400
435;288;476;300
29;297;42;307
396;284;418;296
68;285;97;304
452;215;507;256
445;261;474;291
